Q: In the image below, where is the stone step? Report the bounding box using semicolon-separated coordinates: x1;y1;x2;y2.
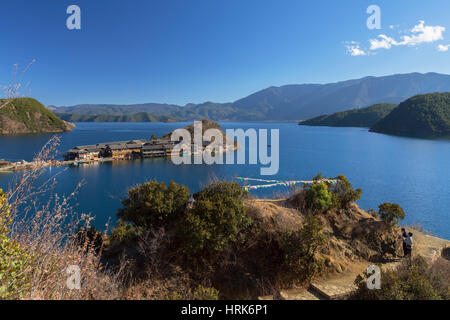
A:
280;288;322;300
257;288;323;300
309;280;357;300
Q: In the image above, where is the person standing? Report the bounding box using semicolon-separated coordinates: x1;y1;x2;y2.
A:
401;228;408;257
404;232;413;258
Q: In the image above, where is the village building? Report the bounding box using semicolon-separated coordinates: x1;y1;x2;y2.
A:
64;137;230;161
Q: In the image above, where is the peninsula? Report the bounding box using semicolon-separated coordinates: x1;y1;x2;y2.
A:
0;98;74;135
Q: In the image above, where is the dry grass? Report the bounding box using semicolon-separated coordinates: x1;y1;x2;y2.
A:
0;60;35;109
408;223;434;236
4;137;123;300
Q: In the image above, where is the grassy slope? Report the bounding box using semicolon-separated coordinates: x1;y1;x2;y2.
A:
0;98;72;134
299;103;398;128
370;93;450;137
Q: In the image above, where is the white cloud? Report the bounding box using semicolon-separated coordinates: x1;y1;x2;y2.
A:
346;20;446;56
345;42;367;56
369;21;445;51
437;44;450;52
399;20;445;45
369;34;396;50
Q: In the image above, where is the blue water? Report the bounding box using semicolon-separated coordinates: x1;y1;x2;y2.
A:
0;122;449;239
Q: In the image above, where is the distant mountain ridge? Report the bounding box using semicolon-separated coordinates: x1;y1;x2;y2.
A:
57;112;179;123
49;72;450;121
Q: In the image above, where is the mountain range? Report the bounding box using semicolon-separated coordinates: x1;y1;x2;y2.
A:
49;72;450;122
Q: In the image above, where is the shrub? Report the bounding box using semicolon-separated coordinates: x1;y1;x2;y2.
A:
351;256;446;300
0;188;31;299
330;175;362;209
73;226;105;254
166;285;219;300
192;285;220;300
303;182;332;213
118;180;190;229
182;181;251;255
281;215;328;283
108;220;144;245
378;202;405;226
367;209;379;218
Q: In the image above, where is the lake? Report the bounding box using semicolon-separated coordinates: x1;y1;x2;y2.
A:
0;122;449;239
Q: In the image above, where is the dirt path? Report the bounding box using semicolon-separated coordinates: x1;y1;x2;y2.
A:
259;229;449;300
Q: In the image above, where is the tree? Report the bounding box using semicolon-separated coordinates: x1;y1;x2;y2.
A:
281;215;328;283
378;202;405;226
118;180;190;229
150;134;157;141
182;181;251;254
330;175;362;209
303;182;332;213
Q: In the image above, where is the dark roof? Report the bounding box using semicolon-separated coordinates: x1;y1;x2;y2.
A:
125;144;142;149
68;148;89;154
74;145;94;150
127;140;146;145
70;139;154;154
107;143;128;150
153;139;175;145
142;145;165;151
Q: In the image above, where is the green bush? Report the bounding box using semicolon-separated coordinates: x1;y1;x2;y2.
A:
118;180;190;229
109;220;144;245
192;285;219;300
167;285;219;300
330;175;362;209
182;181;251;254
0;189;31;299
281;215;328;283
351;256;446;300
303;182;332;213
367;209;379;218
378;202;405;226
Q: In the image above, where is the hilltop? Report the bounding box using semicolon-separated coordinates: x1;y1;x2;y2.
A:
163;118;236;146
0;98;74;135
300;103;397;128
370;92;450;138
50;72;450;121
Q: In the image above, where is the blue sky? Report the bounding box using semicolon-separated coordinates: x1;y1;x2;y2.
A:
0;0;449;106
